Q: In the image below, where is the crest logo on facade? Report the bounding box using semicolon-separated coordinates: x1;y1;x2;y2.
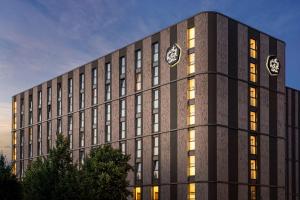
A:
165;43;181;66
266;55;280;76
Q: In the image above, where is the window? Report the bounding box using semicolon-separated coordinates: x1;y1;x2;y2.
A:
92;68;97;105
188;78;195;100
38;109;42;122
92;68;97;86
68;78;73;112
135;50;142;69
136;117;142;136
250;135;257;155
187;104;195;125
120;99;126;118
188;155;195;176
57;84;62;116
152;186;159;200
136;163;142;181
47;122;51;152
250;38;257;59
120;121;126;139
106;104;111;122
136;139;142;159
188;53;195;74
105;103;111;142
153;160;159;179
92;108;97;145
20;130;24;159
92;86;97;105
106;124;111;142
80;112;85;129
68;116;73;149
57;118;62;134
106;63;111;81
47;87;52;104
153;136;159;156
120;142;126;155
188;128;195;151
153;113;159;133
250;159;257;180
80;73;85;90
250;111;257;131
153;90;159;110
250;186;256;200
38;91;42;108
80;112;84;147
136;95;142;114
120;57;126;76
188;27;195;49
79;150;85;166
134;187;141;200
120;79;126;96
20;99;24;128
105;84;111;101
80;132;85;148
250;87;257;107
136;73;142;91
152;43;159;86
188;183;196;200
37;124;42;156
250;63;257;83
29;95;33;125
29;128;33;158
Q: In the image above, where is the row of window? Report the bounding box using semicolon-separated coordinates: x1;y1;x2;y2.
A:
249;38;258;200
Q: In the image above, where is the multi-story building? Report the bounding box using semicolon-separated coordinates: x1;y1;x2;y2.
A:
11;11;300;200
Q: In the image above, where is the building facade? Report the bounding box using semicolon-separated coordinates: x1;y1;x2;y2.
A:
11;11;299;200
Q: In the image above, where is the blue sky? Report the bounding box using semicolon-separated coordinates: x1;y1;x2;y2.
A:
0;0;299;158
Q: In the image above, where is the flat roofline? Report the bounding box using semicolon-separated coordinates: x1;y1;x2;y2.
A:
12;10;285;97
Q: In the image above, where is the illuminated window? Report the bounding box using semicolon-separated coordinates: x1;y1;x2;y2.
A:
188;155;195;176
152;186;159;200
250;63;257;83
250;111;257;131
188;183;196;200
187;104;195;125
250;39;257;59
187;27;195;49
188;129;195;151
250;159;257;180
250;87;257;107
188;78;195;100
135;187;141;200
250;186;256;200
188;53;195;74
250;135;257;155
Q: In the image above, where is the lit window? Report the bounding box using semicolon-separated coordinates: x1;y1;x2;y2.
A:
136;73;142;91
135;187;141;200
188;78;195;100
250;159;257;180
188;53;195;74
250;39;257;59
152;186;159;200
188;155;195;176
250;63;257;83
250;87;257;107
188;104;195;125
188;27;195;49
188;129;195;151
188;183;196;200
250;135;257;155
250;186;256;200
250;111;257;131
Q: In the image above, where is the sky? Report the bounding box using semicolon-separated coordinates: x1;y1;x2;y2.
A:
0;0;299;160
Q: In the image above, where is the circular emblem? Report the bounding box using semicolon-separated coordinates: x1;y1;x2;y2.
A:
165;43;181;66
266;55;280;76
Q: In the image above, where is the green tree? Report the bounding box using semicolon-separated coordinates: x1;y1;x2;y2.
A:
22;134;80;200
79;145;133;200
0;154;23;200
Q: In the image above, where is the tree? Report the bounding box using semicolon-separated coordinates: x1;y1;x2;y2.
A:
79;145;133;200
22;134;80;200
0;154;23;200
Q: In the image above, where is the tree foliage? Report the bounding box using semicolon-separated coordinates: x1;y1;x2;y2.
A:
22;134;80;200
0;154;23;200
79;145;133;200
